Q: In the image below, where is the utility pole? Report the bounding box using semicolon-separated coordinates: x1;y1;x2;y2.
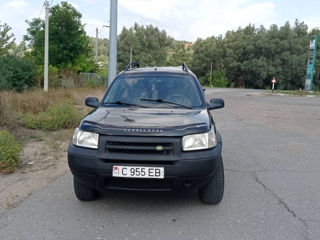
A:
95;27;98;63
44;0;49;92
108;0;118;86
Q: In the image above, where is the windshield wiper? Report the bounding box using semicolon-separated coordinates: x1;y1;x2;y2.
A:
104;101;147;108
140;98;192;109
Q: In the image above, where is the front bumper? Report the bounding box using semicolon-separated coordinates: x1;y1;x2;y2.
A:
68;133;222;192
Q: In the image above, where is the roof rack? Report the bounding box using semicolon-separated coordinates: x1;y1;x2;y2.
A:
124;62;140;72
182;63;189;72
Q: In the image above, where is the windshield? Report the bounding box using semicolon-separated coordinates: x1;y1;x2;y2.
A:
103;74;204;109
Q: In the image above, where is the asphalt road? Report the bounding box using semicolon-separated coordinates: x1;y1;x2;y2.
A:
1;88;320;240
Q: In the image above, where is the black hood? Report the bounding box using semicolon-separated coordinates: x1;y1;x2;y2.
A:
80;107;210;137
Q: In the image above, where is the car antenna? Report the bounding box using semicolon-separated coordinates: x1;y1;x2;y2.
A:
182;63;189;72
123;62;140;72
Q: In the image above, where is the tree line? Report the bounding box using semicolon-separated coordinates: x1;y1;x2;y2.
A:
118;20;320;90
0;1;319;91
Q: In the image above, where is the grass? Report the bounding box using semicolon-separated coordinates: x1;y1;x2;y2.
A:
0;87;106;128
22;102;82;131
0;130;22;173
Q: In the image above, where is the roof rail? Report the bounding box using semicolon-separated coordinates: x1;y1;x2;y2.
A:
182;63;189;72
124;62;140;72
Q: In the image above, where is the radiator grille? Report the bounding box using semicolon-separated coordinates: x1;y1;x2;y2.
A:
106;140;174;155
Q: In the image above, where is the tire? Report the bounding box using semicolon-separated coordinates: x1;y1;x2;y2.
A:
199;157;224;204
73;177;99;201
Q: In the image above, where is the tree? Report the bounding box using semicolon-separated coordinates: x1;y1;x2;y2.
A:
191;20;312;89
0;21;15;55
24;2;96;72
190;36;224;84
0;55;36;91
117;23;173;70
166;40;192;66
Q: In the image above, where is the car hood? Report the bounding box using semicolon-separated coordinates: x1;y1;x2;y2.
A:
80;107;210;137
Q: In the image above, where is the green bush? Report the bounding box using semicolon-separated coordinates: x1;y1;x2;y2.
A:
0;55;36;91
209;69;228;88
22;102;81;131
199;76;209;86
36;65;62;88
0;131;22;172
49;65;62;88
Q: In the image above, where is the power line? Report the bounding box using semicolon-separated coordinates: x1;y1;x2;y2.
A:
38;2;45;18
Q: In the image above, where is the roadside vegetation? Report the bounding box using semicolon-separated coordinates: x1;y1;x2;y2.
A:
0;87;105;172
0;131;22;173
22;102;81;131
0;88;104;128
208;69;229;88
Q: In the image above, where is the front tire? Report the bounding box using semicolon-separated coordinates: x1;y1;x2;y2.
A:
74;177;99;201
199;157;224;204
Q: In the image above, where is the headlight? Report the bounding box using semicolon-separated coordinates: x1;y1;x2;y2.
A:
72;128;99;149
182;127;217;151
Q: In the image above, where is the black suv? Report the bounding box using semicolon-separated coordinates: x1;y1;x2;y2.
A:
68;63;225;204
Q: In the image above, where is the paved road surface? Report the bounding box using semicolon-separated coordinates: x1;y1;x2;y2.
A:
1;88;319;240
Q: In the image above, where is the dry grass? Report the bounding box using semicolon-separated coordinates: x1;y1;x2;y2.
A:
0;87;106;127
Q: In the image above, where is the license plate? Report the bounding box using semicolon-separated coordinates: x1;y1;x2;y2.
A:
112;166;164;179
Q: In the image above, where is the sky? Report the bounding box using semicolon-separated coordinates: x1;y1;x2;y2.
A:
0;0;319;43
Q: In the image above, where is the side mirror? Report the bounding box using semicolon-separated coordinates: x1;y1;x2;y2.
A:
207;98;224;110
85;97;99;108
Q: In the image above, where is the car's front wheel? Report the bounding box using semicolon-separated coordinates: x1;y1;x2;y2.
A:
199;157;224;204
74;177;99;201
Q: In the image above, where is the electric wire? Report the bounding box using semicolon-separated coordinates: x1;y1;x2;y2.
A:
37;2;45;18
